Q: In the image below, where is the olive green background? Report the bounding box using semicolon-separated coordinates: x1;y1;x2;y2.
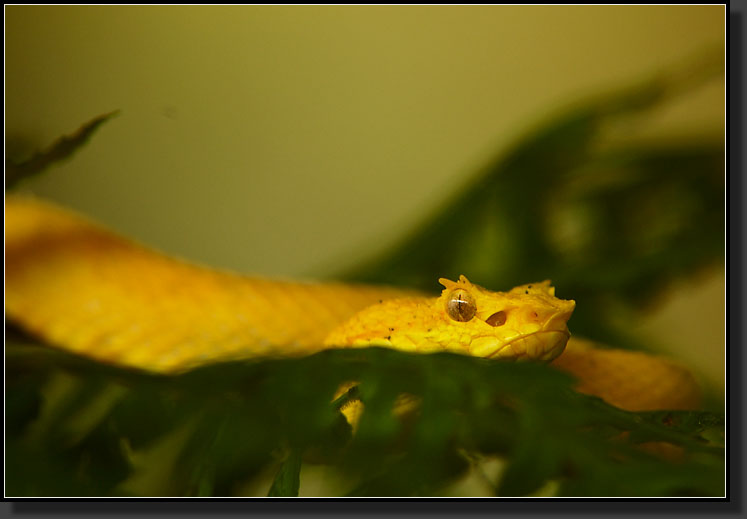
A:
5;6;725;391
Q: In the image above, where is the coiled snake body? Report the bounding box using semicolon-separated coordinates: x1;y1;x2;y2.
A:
5;197;701;412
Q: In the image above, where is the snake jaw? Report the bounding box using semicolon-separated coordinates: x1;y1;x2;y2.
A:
486;330;571;361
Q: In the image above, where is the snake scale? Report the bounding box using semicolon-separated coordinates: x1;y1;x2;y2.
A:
5;196;701;413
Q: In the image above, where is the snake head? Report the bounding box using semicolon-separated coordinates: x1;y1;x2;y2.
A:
437;276;576;361
324;275;575;363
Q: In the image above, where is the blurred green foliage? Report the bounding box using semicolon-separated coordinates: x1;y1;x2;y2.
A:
5;53;725;496
344;53;724;350
4;337;725;497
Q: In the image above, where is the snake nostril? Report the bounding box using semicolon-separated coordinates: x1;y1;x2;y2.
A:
486;311;507;327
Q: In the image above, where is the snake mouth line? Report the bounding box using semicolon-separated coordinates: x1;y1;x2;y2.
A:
486;329;571;361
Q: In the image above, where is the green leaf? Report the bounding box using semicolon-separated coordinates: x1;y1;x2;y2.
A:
267;450;303;497
5;110;119;189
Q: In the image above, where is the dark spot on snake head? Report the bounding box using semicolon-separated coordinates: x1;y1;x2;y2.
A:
486;311;507;327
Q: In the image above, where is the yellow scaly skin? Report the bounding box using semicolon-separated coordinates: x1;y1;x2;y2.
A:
4;196;701;414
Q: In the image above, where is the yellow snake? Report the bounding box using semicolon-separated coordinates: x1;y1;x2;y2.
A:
5;196;701;414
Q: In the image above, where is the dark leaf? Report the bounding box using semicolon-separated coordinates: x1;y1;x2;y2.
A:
267;450;302;497
5;110;119;189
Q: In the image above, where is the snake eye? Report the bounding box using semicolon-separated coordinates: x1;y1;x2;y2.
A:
446;289;476;322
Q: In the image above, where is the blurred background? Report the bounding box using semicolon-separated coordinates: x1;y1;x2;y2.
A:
5;6;724;398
